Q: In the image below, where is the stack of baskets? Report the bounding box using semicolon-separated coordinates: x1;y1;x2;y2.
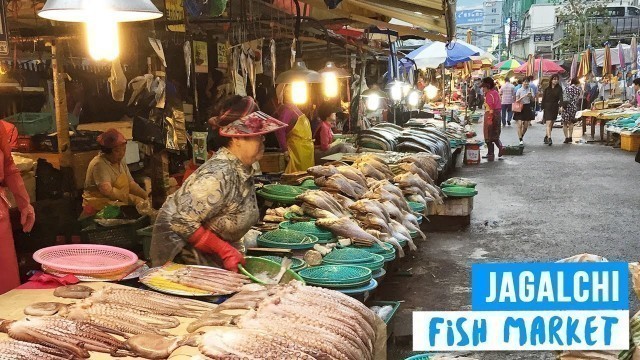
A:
256;184;305;204
298;265;372;289
256;229;318;249
278;221;336;243
353;242;396;262
33;244;142;281
322;248;385;272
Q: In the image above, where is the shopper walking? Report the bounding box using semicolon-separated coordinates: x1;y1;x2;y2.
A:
499;80;516;126
480;77;504;161
561;78;582;144
541;74;563;146
513;78;535;145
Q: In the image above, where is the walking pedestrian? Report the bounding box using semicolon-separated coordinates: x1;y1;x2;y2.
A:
561;78;582;144
541;74;563;146
499;79;516;126
480;77;504;161
513;78;535;145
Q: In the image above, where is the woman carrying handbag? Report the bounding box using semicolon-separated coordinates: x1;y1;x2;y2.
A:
513;78;535;145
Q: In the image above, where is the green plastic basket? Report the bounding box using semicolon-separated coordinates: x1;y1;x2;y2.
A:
299;179;319;189
278;221;335;243
257;229;318;249
441;182;477;188
397;238;407;247
325;253;385;271
259;256;307;272
404;354;432;360
256;189;300;204
441;186;478;198
323;248;375;264
355;244;396;262
407;201;426;213
298;265;372;286
262;184;305;197
238;256;304;285
5;112;53;135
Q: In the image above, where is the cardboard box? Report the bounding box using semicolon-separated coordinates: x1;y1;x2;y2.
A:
258;152;286;173
427;197;474;216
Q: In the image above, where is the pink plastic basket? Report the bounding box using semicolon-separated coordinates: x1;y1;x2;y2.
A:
33;245;138;275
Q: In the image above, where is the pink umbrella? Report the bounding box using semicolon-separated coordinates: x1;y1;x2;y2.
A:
514;58;566;75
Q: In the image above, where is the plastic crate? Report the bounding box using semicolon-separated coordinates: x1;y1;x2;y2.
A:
503;145;524;155
136;225;154;260
81;216;150;250
5;113;53;135
621;133;640;152
369;300;401;341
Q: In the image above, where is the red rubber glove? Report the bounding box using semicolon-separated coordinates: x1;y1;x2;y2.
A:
188;227;245;272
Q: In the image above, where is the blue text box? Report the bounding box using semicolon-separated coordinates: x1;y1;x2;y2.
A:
471;262;628;311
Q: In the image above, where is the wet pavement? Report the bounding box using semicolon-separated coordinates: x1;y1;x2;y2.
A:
378;121;640;360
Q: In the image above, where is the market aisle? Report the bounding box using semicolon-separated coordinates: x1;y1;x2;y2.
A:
382;122;640;360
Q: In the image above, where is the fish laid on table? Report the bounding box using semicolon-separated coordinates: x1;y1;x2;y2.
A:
0;340;78;360
160;266;251;295
316;217;388;248
336;166;368;188
363;186;410;213
397;162;434;184
399;154;439;181
379;200;426;241
61;286;217;318
332;193;355;209
356;162;388;180
349;199;391;223
316;174;366;199
307;165;339;178
301;203;338;219
355;155;394;178
297;190;351;217
394;173;430;190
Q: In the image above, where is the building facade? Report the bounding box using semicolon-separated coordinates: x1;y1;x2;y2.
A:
508;3;558;60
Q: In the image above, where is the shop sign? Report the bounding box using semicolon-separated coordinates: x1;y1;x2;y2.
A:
533;34;553;42
217;43;228;69
0;1;8;56
456;9;484;26
510;20;519;37
165;0;185;32
193;41;208;73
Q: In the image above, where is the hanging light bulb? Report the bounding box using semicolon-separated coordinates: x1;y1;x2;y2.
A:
322;72;339;98
390;82;403;102
510;76;516;83
291;81;308;105
407;90;420;107
402;83;412;97
425;84;438;100
86;13;119;60
38;0;162;61
366;94;381;111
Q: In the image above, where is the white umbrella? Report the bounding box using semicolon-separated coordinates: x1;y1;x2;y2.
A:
403;40;490;69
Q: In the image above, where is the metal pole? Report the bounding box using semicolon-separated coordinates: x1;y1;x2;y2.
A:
441;63;446;131
50;42;74;193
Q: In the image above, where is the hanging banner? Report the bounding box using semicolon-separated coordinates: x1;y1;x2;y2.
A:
0;0;9;56
193;41;209;73
165;0;186;33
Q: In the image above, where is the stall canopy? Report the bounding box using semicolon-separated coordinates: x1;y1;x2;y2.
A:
514;58;565;75
594;44;633;67
399;40;493;69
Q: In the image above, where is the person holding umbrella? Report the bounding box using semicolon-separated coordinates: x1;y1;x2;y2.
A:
541;74;563;146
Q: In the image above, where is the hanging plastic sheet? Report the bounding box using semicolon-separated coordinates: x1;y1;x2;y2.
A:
108;58;127;102
184;41;191;87
165;108;187;151
149;38;167;68
270;39;276;82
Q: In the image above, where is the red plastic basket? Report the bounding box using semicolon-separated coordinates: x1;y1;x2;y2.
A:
33;244;138;275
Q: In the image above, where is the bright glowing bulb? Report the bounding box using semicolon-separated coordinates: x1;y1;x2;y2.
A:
86;14;119;60
402;83;412;97
425;84;438;100
366;94;380;111
510;77;516;83
579;77;586;84
407;91;420;107
322;72;339;98
390;82;403;101
532;79;539;86
291;81;308;105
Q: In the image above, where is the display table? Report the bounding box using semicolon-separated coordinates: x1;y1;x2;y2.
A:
0;282;388;359
580;110;634;142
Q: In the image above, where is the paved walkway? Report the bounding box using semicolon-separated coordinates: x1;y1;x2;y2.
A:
380;121;640;360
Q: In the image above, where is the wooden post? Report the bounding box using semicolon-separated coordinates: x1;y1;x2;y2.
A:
50;42;74;193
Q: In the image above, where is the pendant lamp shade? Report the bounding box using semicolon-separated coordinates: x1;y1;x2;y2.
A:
275;60;322;84
319;61;350;78
38;0;162;22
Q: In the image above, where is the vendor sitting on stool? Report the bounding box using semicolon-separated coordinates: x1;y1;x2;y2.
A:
313;103;355;164
82;129;148;216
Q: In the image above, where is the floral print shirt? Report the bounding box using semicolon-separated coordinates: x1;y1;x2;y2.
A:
150;147;259;266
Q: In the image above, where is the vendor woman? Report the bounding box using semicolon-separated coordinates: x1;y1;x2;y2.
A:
274;84;315;173
82;129;148;215
151;96;287;271
314;102;355;164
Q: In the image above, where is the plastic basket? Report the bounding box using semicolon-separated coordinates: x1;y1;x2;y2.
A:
503;145;524;155
262;184;305;197
238;256;304;285
298;265;372;286
323;248;375;264
369;300;401;324
259;255;307;272
81;216;150;250
5;113;53;135
33;244;138;275
136;225;154;260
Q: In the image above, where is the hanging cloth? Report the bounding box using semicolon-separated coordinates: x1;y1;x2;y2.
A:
108;58;127;102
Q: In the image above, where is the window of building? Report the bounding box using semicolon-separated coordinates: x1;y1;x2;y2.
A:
628;7;640;16
607;7;625;17
491;19;496;23
492;8;497;13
